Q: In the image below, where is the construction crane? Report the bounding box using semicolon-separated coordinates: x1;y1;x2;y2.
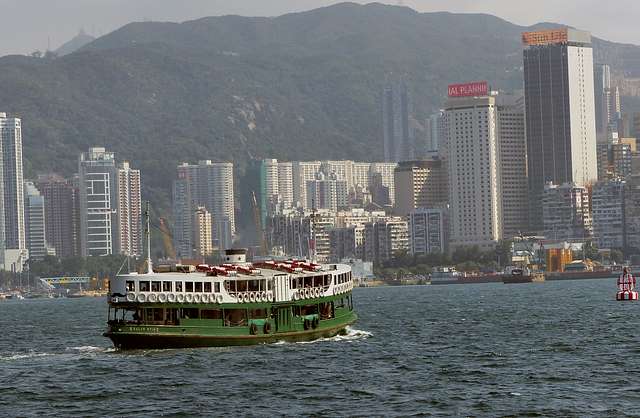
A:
158;217;176;260
251;191;268;256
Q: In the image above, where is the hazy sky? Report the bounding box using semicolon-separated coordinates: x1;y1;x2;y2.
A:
1;0;639;57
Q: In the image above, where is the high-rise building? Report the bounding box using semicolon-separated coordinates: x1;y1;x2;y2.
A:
172;161;235;256
408;208;448;256
542;183;593;241
305;171;348;212
393;159;447;216
592;180;625;249
444;90;502;249
78;147;118;256
625;175;640;252
292;161;322;209
36;174;80;258
425;111;445;155
0;113;26;254
116;161;142;257
523;29;598;231
363;219;409;266
597;134;632;180
497;94;529;237
193;206;213;257
370;163;397;206
277;162;294;209
260;159;280;221
24;182;48;261
382;79;414;162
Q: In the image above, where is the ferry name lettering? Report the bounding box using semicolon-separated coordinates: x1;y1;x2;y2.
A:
128;326;159;333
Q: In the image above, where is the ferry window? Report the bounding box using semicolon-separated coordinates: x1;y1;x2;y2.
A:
185;282;194;292
224;280;236;293
249;308;267;319
162;281;172;292
201;309;222;319
181;308;199;319
151;281;161;292
248;280;259;292
204;282;212;293
293;306;301;316
126;281;135;291
214;282;220;293
224;309;247;326
267;280;272;291
290;278;297;289
153;308;163;322
139;281;150;292
195;282;203;292
176;282;183;292
301;305;318;315
237;280;247;292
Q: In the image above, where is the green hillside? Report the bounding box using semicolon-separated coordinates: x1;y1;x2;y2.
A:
0;2;638;241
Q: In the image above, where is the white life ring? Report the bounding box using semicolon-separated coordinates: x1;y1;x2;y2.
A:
316;288;321;298
216;294;223;304
149;293;158;303
247;292;254;303
293;291;299;301
137;293;146;303
237;293;244;303
304;288;310;299
167;293;176;303
126;293;136;302
261;291;267;302
158;293;167;303
202;294;210;303
185;293;194;303
193;294;201;303
177;293;185;303
268;291;274;302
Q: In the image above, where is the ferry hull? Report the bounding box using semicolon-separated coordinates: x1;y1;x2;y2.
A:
104;316;357;350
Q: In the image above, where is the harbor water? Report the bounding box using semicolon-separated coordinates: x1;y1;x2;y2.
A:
2;279;640;416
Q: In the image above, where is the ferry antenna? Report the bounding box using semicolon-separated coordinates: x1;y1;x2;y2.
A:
145;201;153;274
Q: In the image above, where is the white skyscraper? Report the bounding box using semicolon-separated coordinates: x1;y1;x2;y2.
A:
0;113;26;254
445;89;502;249
78;147;118;256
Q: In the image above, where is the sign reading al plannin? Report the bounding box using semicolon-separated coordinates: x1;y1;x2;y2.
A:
447;81;488;98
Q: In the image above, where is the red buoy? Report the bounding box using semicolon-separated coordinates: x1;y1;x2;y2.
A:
616;268;638;301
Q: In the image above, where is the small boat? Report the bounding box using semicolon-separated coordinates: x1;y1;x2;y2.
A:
502;266;545;284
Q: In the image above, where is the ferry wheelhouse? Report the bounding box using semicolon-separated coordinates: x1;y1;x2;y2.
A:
104;249;357;349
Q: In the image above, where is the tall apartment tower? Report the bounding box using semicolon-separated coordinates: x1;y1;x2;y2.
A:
117;161;142;257
24;182;48;261
382;79;415;162
594;64;622;137
173;161;235;256
78;147;118;256
444;85;502;249
0;113;26;253
292;161;322;208
36;174;80;258
497;94;529;237
523;29;598;232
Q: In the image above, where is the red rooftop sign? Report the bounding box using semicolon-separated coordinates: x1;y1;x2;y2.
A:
447;81;488;97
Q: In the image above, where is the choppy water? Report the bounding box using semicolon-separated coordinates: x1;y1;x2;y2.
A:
1;279;640;417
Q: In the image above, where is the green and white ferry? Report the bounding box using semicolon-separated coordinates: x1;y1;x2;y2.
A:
104;249;357;349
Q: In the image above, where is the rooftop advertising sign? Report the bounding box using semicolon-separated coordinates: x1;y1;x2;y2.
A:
447;81;488;98
522;29;569;46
